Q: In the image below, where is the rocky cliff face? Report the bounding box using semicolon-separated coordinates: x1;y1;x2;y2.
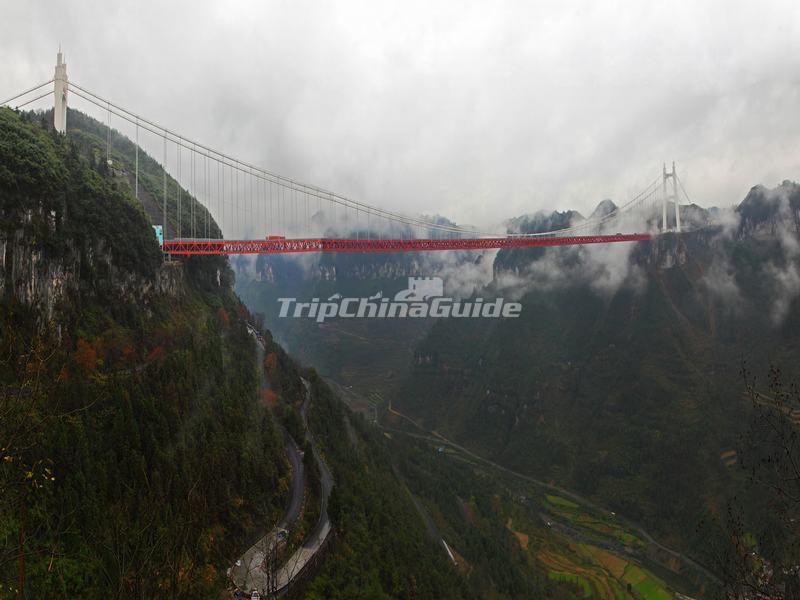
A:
252;252;465;284
492;182;800;283
491;231;702;283
737;181;800;239
1;227;76;322
0;108;294;599
313;259;429;281
0;107;194;328
0;203;184;327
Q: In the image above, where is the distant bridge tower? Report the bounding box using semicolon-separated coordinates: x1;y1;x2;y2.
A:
662;162;681;233
53;48;68;133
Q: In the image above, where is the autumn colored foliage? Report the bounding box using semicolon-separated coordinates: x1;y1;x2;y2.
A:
264;352;278;376
146;345;166;365
262;389;279;407
73;339;97;375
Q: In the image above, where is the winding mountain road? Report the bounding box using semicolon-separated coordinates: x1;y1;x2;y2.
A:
275;378;334;591
230;330;333;595
229;330;305;591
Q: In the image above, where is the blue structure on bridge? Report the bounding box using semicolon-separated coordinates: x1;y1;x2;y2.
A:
152;225;163;247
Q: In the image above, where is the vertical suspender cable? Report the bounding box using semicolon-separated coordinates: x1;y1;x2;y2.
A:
201;151;205;238
191;144;195;238
177;141;181;239
163;135;167;240
106;101;111;163
260;175;264;237
205;152;209;239
217;160;221;239
250;168;254;237
134;119;139;201
235;161;239;238
248;172;252;238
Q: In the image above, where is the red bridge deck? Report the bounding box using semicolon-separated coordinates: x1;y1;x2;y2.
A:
162;234;651;255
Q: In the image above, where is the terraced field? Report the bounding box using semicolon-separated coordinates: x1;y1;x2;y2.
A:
539;545;627;598
537;540;673;599
544;495;644;548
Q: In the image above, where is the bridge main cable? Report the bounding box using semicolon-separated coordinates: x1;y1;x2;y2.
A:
67;80;661;241
67;81;488;237
0;79;55;108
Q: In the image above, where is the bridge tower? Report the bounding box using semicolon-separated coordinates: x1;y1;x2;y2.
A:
662;162;681;233
53;47;68;134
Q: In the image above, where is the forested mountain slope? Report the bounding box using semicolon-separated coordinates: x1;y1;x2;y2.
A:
393;184;800;573
0;107;287;596
0;108;494;599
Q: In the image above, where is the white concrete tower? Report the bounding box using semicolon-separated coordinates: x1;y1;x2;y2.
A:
672;161;681;233
661;162;682;233
662;163;668;232
53;48;68;133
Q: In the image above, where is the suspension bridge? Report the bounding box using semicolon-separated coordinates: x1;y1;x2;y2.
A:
2;52;694;256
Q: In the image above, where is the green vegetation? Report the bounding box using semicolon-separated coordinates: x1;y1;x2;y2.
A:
546;495;579;509
0;107;162;279
232;144;800;595
302;371;473;599
620;564;670;600
5;103;796;597
0;106;496;598
236;270;433;401
539;544;672;600
65;108;222;244
390;219;800;575
233;182;800;595
541;496;643;549
547;571;593;597
374;426;701;599
0;107;286;596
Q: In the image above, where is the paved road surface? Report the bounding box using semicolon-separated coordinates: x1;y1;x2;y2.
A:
275;378;334;591
230;328;305;591
229;348;334;594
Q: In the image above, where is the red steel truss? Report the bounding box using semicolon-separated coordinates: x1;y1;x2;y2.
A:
162;234;652;255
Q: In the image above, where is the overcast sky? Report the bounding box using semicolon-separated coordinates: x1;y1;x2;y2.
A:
2;1;799;227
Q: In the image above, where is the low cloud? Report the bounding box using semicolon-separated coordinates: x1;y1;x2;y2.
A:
492;242;645;300
715;207;741;239
4;2;800;229
494;207;653;299
766;188;800;324
423;250;496;299
699;208;743;310
701;254;744;314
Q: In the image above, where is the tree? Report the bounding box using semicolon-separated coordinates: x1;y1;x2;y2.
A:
73;338;97;375
715;366;800;598
262;389;279;407
0;333;59;598
216;307;230;329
